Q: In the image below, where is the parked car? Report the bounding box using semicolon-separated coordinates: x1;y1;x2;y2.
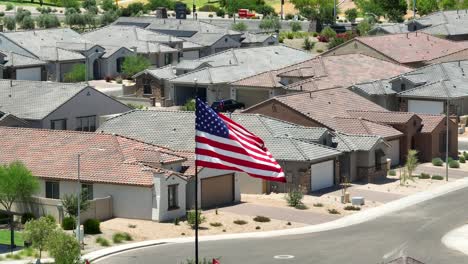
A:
211;99;245;112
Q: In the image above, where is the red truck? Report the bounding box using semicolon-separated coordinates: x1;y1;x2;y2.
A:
238;9;256;18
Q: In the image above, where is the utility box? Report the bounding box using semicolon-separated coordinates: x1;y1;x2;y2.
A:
175;3;187;19
155;7;168;18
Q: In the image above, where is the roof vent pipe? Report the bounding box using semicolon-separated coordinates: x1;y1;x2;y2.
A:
300;85;303;91
406;33;409;38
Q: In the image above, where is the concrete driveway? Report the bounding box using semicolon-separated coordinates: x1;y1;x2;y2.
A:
210;203;340;225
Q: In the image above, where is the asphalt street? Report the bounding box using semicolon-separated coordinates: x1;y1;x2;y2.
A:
97;186;468;264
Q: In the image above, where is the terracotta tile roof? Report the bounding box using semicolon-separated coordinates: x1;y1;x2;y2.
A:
418;114;446;133
331;117;403;139
346;110;419;125
232;54;410;90
353;32;468;64
0;127;186;186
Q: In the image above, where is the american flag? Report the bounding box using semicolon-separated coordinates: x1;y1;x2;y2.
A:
195;98;285;182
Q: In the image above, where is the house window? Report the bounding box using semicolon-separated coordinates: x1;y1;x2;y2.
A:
51;119;67;130
143;79;152;95
168;184;178;210
82;184;93;200
116;57;124;73
439;132;448;153
76;115;96;132
45;181;60;199
401;83;406;91
374;149;385;171
164;53;172;66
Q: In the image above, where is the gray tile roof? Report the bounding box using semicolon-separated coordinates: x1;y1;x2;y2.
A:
1;28;89;62
82;25;180;54
0;80;87;120
1;50;46;67
170;45;313;85
350;79;396;96
398;79;468;99
241;33;276;44
133;65;176;80
332;132;387;152
98;110;340;162
369;23;410;35
182;32;234;47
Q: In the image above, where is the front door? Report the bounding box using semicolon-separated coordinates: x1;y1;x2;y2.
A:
93;60;99;80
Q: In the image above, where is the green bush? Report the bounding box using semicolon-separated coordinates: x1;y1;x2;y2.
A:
181;98;196;111
464;151;468;160
174;217;180;225
327;37;346;49
295;203;308;210
316;49;324;53
0;12;5;17
61;216;75;230
432;175;444;180
63;64;85;83
84;219;101;234
96;237;110;247
198;4;219;12
209;222;222;227
303;37;315;51
313;203;323;207
388;170;396;176
216;9;225;17
460;155;466;163
449;160;460;168
285;189;303;207
312;32;318;37
343;205;361;211
21;212;35;224
6;3;14;11
231;22;247;31
112;232;132;243
253;216;270;222
47;230;80;264
328;209;340;214
233;219;248;225
186;210;206;229
432;157;443;166
320;26;337;39
290;21;302;32
419;173;430;179
122;55;151;77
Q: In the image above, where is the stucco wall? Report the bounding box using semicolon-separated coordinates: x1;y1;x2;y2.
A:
153;175;186;222
42;87;130;130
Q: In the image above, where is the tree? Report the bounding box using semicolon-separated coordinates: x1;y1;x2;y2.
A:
101;0;118;11
37;14;60;28
290;0;337;25
61;190;90;217
23;217;57;259
259;16;281;31
61;0;80;9
460;0;468;9
122;55;151;77
121;2;147;16
4;17;16;31
357;19;372;36
290;21;302;32
439;0;458;10
255;4;276;16
82;0;96;10
146;0;174;11
20;16;35;29
15;8;32;23
83;12;98;28
231;22;247;32
345;8;358;22
405;149;419;180
47;230;81;264
100;10;119;26
409;0;438;16
356;0;407;22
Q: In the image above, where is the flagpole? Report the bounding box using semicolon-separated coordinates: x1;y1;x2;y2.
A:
194;99;199;264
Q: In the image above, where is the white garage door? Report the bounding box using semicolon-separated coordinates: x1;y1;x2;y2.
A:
311;160;334;192
388;139;400;166
16;67;41;81
408;100;444;115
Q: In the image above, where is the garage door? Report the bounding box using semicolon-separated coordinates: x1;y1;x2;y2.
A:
237;89;269;108
408;100;444;115
16;67;41;81
311;160;334;192
201;174;234;209
388;140;400;166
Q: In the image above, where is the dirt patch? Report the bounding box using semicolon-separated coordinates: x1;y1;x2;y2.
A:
282;37;328;55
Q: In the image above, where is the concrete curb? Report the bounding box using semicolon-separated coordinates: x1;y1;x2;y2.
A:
84;177;468;262
442;224;468;255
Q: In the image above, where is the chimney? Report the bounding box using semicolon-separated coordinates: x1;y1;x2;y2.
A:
131;46;137;53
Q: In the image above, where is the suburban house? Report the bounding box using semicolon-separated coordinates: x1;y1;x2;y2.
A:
114;17;243;58
230;54;411;107
323;32;468;68
240;33;278;47
369;23;410;35
130;45;313;106
0;111;28;127
351;61;468;116
82;25;183;69
98;110;348;194
0;80;131;130
0;50;48;81
0;127;241;222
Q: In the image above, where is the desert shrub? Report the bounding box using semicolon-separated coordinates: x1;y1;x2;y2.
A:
295;203;308;210
174;217;180;225
210;222;222;227
231;21;247;31
290;21;302;32
432;157;443;166
96;237;110;247
21;212;36;224
6;3;14;11
343;205;361;211
0;12;5;17
432;175;444;180
320;26;336;39
460;155;466;163
115;76;123;84
44;214;56;224
198;4;218;12
464;151;468;160
255;226;261;230
312;32;318;37
279;36;284;43
84;218;101;234
303;37;315;50
419;173;430;179
112;232;132;243
233;220;248;225
313;203;323;207
216;9;225;17
449;160;460;168
316;49;324;53
253;216;270;222
284;189;303;207
388;170;396;176
128;224;137;228
61;216;75;230
208;14;213;17
286;32;294;39
328;209;340;214
186;210;206;229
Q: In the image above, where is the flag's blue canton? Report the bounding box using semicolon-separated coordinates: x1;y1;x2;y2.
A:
196;98;229;138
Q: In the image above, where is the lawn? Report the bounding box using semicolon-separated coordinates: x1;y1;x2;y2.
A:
0;0;61;8
0;229;24;247
179;0;219;8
